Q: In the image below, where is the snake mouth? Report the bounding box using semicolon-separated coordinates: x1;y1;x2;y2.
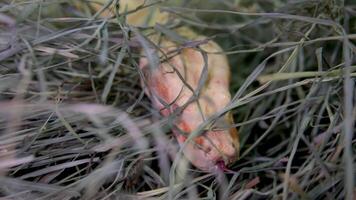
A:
216;160;228;171
215;160;239;175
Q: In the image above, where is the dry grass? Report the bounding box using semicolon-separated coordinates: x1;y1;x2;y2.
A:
0;0;355;199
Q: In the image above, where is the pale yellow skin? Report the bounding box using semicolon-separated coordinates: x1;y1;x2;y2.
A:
76;0;239;171
75;0;168;26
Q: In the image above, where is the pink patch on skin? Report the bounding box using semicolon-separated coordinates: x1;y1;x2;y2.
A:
178;120;191;133
194;137;204;146
160;103;179;117
160;108;171;116
154;81;169;100
175;133;187;143
171;104;179;112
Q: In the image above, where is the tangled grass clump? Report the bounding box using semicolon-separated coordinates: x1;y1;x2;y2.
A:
0;0;355;199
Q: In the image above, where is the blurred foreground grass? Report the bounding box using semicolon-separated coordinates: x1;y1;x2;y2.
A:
0;0;355;199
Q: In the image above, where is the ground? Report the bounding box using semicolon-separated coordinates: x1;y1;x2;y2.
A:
0;0;355;199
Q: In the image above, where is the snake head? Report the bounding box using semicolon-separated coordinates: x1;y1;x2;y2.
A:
175;115;239;171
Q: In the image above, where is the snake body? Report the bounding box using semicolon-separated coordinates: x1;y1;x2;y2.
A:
76;0;239;171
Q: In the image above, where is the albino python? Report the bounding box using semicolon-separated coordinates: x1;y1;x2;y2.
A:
76;0;239;171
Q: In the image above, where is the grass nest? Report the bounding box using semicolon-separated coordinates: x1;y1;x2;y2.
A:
0;0;355;199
